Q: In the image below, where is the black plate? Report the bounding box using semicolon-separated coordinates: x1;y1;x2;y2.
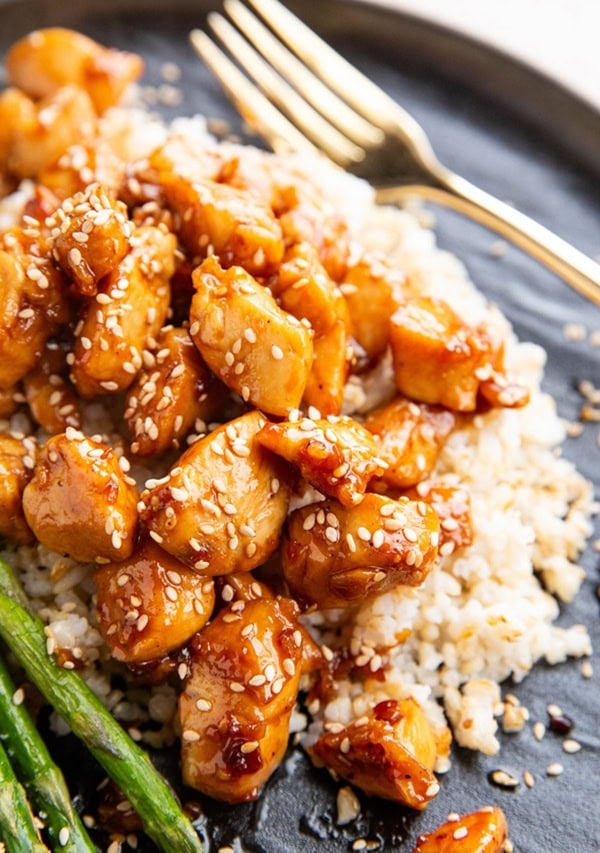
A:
1;2;599;851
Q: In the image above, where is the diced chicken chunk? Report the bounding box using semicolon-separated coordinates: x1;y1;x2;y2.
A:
311;699;440;808
410;479;473;556
364;397;455;489
276;243;350;415
125;326;226;456
6;28;143;113
411;807;508;853
140;411;291;575
70;224;175;398
0;434;36;544
179;597;303;802
94;539;215;664
50;182;132;295
22;430;139;563
0;228;69;388
342;254;407;360
258;415;385;507
4;85;97;180
23;342;81;433
162;174;283;276
282;494;439;610
390;297;500;411
190;257;313;416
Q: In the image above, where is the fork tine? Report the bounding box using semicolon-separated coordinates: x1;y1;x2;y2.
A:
248;0;436;157
223;0;383;149
207;12;364;165
189;28;319;156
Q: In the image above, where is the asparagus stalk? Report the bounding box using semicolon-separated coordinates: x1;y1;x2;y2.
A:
0;654;96;852
0;737;48;853
0;558;205;853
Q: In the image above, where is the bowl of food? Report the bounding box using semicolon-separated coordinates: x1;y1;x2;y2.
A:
0;3;598;851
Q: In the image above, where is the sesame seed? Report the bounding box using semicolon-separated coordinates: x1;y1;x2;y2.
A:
372;529;385;548
59;827;70;846
271;677;285;695
283;658;296;676
229;682;245;693
340;737;351;754
546;762;564;776
271;344;284;360
182;730;200;742
165;586;178;602
523;770;535;787
425;782;440;797
562;739;581;754
136;614;149;631
453;827;468;840
195;698;212;711
12;687;25;706
240;740;259;754
357;527;371;542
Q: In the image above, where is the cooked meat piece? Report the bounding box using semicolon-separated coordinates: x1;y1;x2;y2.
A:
94;538;215;664
4;85;97;180
23;341;81;433
364;397;455;489
70;224;175;398
140;410;291;575
311;698;440;808
190;256;313;416
258;414;386;507
411;806;508;852
0;228;69;389
125;326;226;457
390;296;500;411
162;174;283;276
50;182;132;296
6;28;143;113
409;480;473;556
0;386;20;418
282;494;439;610
276;242;350;415
179;597;303;802
0;434;35;544
342;254;407;360
22;430;139;563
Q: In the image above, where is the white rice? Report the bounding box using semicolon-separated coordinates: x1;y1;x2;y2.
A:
0;107;594;767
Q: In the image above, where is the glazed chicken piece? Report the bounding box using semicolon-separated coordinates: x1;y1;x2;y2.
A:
70;224;175;398
161;173;284;276
190;256;313;416
342;253;407;360
258;414;386;508
0;387;19;419
2;85;97;180
410;479;473;557
276;242;350;415
5;28;143;114
22;430;139;563
0;228;69;389
411;806;508;853
140;410;292;575
389;296;529;412
40;139;125;201
364;397;455;489
311;698;440;809
23;341;81;433
125;326;226;456
94;538;215;664
179;597;304;802
282;493;439;610
0;434;35;544
49;182;132;296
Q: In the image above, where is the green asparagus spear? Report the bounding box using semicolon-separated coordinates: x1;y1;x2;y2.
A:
0;654;95;852
0;737;48;853
0;558;205;853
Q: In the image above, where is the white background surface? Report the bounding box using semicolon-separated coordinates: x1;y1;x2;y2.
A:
378;0;600;110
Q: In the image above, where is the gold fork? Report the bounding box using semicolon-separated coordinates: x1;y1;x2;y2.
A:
190;0;600;307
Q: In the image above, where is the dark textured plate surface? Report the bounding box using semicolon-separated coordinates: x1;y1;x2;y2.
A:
1;2;599;851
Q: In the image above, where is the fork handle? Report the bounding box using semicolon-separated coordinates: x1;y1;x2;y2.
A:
377;178;600;307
